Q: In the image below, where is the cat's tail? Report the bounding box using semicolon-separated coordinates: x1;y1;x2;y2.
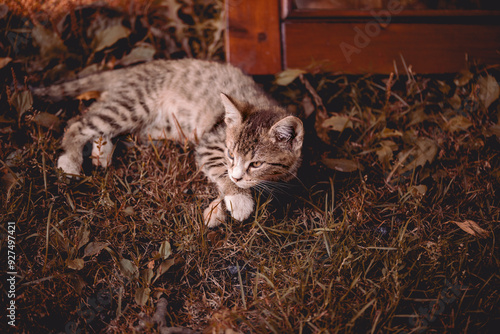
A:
32;68;126;102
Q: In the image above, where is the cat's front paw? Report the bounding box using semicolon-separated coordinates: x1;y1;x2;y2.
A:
204;199;226;228
57;154;81;175
224;194;254;221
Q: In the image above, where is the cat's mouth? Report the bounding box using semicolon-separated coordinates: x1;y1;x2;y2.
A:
229;176;257;189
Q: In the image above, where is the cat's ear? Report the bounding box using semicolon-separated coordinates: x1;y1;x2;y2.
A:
220;93;242;127
269;116;304;153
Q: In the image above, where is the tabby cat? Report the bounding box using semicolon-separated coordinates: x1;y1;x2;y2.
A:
34;59;304;227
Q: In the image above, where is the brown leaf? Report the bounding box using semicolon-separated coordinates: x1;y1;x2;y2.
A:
10;91;33;117
66;258;85;270
135;287;151;306
92;24;131;52
0;57;12;69
450;220;489;238
454;70;473;87
118;44;156;66
322;115;353;132
477;75;499;109
76;91;101;101
322;158;359;172
33;112;61;131
119;258;139;279
159;240;172;260
275;68;306;86
398;137;437;174
83;242;110;258
446;116;472;133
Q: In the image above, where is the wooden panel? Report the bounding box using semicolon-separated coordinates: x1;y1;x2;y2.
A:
225;0;282;74
283;22;500;74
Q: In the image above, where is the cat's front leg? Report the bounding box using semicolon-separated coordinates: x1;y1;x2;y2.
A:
223;191;254;222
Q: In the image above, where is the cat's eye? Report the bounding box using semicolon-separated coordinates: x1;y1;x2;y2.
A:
250;161;263;168
227;150;234;160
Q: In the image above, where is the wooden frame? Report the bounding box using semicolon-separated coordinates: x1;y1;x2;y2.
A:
226;0;500;74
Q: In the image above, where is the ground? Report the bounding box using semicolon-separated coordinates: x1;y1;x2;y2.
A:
0;1;499;333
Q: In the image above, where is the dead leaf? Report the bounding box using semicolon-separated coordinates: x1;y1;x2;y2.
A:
409;107;428;126
118;44;156;66
446;116;472;132
77;225;90;249
119;258;139;279
454;70;473;87
450;220;489;238
380;128;403;138
275;68;306;86
33;112;61;131
92;24;131;52
302;95;315;118
477;75;499;109
141;268;154;285
0;57;12;69
83;242;110;258
66;258;84;270
154;258;175;283
159;240;172;260
398;137;437;174
409;184;427;198
135;287;151;306
11;91;33;117
376;140;397;167
32;24;67;59
322;115;353;132
322;158;359;172
76;91;101;101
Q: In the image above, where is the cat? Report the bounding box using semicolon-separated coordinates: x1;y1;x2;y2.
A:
34;59;304;227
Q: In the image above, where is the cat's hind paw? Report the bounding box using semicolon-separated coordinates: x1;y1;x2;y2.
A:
224;194;254;221
91;137;114;168
204;199;226;228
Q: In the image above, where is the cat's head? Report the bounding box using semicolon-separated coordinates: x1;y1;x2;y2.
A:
221;93;304;189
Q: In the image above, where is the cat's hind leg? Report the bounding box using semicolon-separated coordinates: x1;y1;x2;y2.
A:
58;100;136;174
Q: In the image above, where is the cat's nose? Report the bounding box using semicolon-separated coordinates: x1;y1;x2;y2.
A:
232;175;243;182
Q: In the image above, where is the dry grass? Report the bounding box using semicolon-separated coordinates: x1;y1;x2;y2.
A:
1;1;499;333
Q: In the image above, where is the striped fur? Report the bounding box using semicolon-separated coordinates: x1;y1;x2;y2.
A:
35;59;304;227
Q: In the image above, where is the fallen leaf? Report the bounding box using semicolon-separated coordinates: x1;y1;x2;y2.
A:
141;268;154;285
376;140;398;167
32;24;67;59
11;91;33;117
409;184;427;198
0;57;12;69
477;75;499;109
154;258;175;283
118;44;156;66
84;242;110;257
398;137;437;174
66;258;84;270
322;158;359;172
76;91;101;101
33;112;61;131
275;68;306;86
322;115;353;132
77;226;90;249
446;116;472;132
409;106;428;126
119;258;139;279
92;24;131;52
380;128;403;138
159;240;172;260
454;70;473;87
450;220;489;238
135;287;151;306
